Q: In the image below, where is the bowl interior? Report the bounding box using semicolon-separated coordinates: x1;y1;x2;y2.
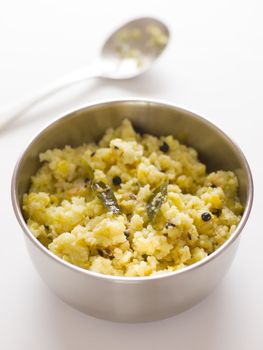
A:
15;100;251;210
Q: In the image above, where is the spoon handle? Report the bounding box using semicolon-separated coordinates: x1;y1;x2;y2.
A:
0;62;102;132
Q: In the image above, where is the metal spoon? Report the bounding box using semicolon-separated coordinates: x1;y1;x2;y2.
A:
0;17;169;131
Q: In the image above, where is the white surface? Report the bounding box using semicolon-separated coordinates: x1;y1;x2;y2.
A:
0;1;262;349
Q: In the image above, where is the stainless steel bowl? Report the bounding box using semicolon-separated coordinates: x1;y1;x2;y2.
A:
11;99;253;322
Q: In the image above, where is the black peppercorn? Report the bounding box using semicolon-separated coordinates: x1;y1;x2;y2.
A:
201;212;212;222
159;142;169;152
112;176;122;186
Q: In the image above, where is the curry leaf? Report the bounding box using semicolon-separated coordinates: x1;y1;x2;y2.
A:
92;181;121;214
147;182;168;223
81;158;94;181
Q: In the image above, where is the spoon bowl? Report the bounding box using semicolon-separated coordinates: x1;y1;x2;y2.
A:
100;17;170;79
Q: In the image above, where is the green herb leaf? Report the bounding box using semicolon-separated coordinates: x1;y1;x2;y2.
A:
81;158;94;181
147;182;168;223
92;181;121;214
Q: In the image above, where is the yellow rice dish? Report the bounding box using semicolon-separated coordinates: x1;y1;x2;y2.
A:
23;120;243;277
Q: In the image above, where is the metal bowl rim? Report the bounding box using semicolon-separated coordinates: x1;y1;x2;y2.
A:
11;97;254;282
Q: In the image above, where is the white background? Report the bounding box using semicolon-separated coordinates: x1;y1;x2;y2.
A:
0;1;262;349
